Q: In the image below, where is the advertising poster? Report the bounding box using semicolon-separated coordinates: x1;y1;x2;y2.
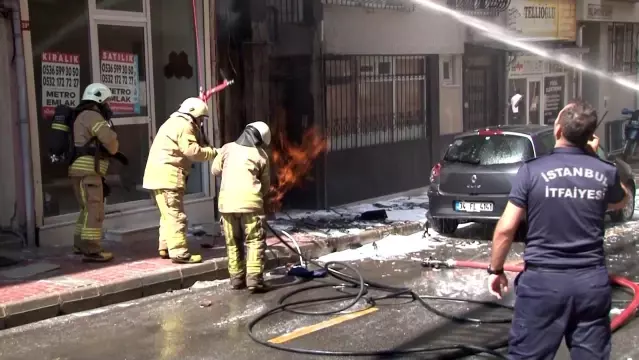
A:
41;52;81;118
100;51;140;115
543;76;565;124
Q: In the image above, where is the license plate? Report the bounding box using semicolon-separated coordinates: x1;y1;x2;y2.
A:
454;201;493;212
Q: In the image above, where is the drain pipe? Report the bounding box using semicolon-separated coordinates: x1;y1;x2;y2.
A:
11;1;36;246
577;24;585;98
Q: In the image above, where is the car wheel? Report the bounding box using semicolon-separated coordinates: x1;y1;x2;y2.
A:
610;183;635;222
431;219;458;235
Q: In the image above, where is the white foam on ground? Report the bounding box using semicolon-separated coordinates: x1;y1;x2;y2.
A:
317;232;446;263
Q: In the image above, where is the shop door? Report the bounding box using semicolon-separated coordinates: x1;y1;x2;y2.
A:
90;19;154;208
527;78;542;125
464;67;488;130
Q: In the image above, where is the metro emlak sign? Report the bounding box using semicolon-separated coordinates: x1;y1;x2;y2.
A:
507;0;577;41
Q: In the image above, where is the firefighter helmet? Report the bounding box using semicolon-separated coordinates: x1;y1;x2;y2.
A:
177;97;209;119
246;121;271;146
82;83;112;104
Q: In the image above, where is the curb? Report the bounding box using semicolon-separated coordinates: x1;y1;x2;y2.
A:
0;220;423;330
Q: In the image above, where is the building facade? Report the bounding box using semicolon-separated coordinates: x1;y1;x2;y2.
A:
321;1;465;206
463;0;580;131
4;0;220;247
577;0;639;151
216;0;467;209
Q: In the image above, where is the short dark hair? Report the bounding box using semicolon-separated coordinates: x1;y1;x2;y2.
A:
557;99;598;147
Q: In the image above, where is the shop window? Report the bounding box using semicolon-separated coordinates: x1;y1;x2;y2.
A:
96;0;143;12
30;0;91;217
150;0;206;195
324;55;427;151
608;23;639;75
96;24;151;205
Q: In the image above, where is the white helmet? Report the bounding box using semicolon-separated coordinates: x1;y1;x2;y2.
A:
247;121;271;146
82;83;112;103
177;97;209;118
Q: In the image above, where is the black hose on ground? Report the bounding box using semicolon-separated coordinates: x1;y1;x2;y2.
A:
246;221;514;359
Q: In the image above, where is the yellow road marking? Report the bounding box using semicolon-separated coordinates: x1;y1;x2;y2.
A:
268;307;379;344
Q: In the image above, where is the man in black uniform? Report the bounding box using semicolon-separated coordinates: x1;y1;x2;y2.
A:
487;100;631;359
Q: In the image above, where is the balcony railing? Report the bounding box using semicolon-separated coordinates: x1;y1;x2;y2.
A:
445;0;511;16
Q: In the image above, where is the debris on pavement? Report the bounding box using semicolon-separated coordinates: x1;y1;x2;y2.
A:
269;192;429;238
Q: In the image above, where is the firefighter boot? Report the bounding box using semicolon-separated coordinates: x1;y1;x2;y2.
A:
230;275;246;290
171;253;203;264
82;250;114;263
246;274;270;293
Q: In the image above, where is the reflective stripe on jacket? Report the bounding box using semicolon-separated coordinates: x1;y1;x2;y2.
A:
68;108;118;177
143;112;217;190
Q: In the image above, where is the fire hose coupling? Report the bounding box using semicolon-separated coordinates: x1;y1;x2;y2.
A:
420;257;456;269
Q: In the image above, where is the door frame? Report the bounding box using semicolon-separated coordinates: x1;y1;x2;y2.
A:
87;0;157;214
526;75;542;125
507;75;536;125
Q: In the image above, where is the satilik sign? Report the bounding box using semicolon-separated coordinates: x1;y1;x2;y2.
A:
507;0;577;41
99;50;140;115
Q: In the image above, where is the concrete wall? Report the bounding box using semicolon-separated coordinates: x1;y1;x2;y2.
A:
322;5;466;55
0;15;21;229
439;55;463;135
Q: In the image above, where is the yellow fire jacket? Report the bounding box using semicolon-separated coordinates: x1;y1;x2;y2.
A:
212;142;270;213
143;112;217;190
68;108;119;177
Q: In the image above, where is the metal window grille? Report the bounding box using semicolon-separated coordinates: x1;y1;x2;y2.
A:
321;0;416;12
323;55;427;151
445;0;511;17
266;0;305;24
608;22;639;75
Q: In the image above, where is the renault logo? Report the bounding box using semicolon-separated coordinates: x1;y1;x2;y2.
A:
471;174;477;184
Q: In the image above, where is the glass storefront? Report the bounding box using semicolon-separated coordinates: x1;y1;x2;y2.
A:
28;0;208;219
507;55;575;125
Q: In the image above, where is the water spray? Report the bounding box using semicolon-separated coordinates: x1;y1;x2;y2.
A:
413;0;639;92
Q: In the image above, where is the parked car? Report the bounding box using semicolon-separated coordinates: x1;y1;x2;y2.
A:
427;125;636;235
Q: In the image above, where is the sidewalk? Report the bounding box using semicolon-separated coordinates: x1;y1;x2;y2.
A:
0;191;428;330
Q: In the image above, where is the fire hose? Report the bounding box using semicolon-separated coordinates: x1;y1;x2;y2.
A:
186;1;639;355
247;221;639;358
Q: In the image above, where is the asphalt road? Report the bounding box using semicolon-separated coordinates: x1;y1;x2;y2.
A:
1;222;639;360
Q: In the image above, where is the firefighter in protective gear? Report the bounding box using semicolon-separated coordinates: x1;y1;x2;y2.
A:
212;121;271;292
143;97;217;264
70;83;119;262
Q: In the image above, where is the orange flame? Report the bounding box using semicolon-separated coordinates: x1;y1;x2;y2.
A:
269;118;327;212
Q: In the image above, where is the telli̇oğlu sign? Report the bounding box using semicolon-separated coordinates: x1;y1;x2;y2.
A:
507;0;577;41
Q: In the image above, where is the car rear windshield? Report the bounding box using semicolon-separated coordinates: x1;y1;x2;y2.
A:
444;134;534;166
